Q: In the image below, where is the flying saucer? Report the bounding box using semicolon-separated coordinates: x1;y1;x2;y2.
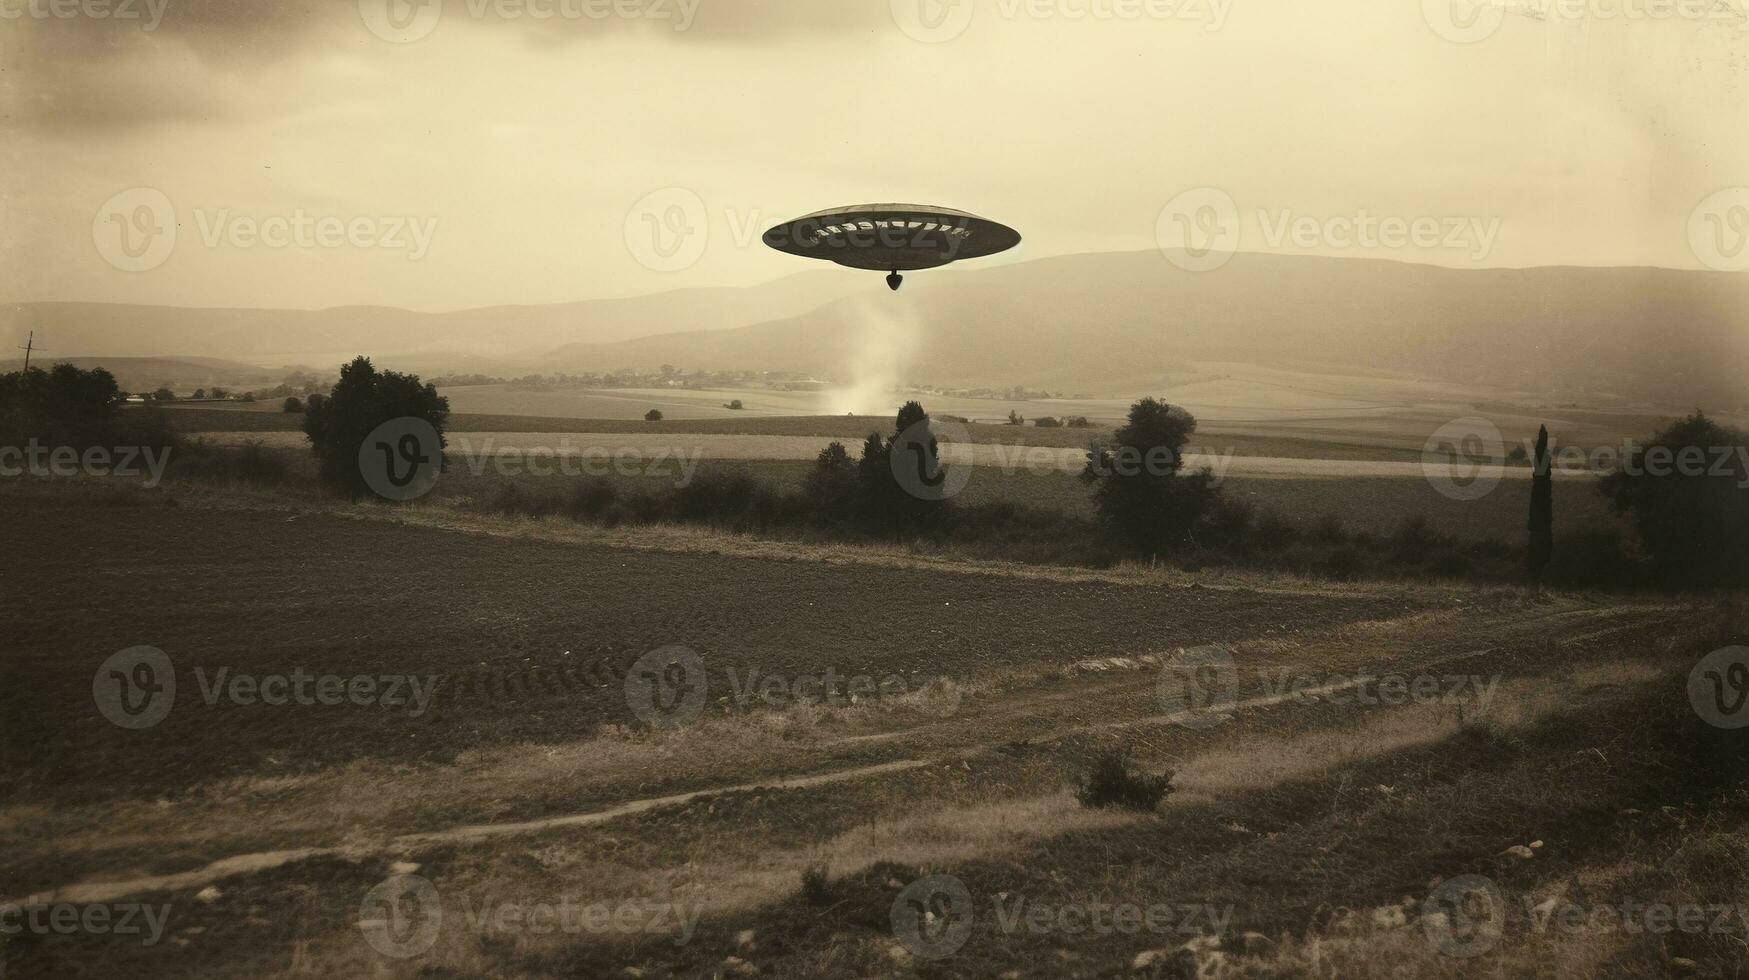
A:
763;204;1020;290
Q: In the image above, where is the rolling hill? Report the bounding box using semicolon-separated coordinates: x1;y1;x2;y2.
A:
7;252;1745;412
1;269;868;367
547;252;1749;411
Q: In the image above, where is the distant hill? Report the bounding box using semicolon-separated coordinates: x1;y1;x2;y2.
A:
7;252;1745;412
1;268;869;367
0;356;290;393
547;252;1749;411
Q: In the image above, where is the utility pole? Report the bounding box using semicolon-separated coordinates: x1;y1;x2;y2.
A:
18;331;45;371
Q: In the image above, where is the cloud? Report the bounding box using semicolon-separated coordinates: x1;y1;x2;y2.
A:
2;0;891;131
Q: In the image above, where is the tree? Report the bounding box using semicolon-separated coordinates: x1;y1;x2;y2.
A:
151;387;175;403
1528;424;1553;585
1006;409;1024;426
284;396;305;413
193;388;207;400
1598;412;1749;588
0;364;124;447
724;399;744;410
302;356;449;498
804;441;857;522
644;408;664;421
1081;398;1219;555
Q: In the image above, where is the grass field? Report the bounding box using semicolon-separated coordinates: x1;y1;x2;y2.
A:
155;435;1626;546
2;481;1741;979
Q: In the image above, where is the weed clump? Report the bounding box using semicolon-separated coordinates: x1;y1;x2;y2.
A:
1077;747;1173;812
799;861;833;906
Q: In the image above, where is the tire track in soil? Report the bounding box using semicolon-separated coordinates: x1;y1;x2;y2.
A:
15;603;1687;907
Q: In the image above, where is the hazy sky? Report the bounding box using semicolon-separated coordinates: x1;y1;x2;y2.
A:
4;0;1747;311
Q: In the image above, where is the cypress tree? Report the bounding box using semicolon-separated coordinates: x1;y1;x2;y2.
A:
1528;424;1553;584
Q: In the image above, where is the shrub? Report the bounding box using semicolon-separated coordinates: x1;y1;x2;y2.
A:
1313;514;1348;544
1390;515;1442;564
799;862;833;906
1006;409;1024;426
1065;416;1094;429
283;396;304;413
1598;412;1749;588
804;441;858;523
644;408;663;422
1081;398;1220;556
1546;530;1641;589
302;356;449;499
1322;547;1367;581
1034;416;1062;428
169;440;287;488
723;399;744;410
1253;510;1300;551
1197;496;1255;550
1076;747;1172;812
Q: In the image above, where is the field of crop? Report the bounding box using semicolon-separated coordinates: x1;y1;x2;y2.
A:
3;481;1741;979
